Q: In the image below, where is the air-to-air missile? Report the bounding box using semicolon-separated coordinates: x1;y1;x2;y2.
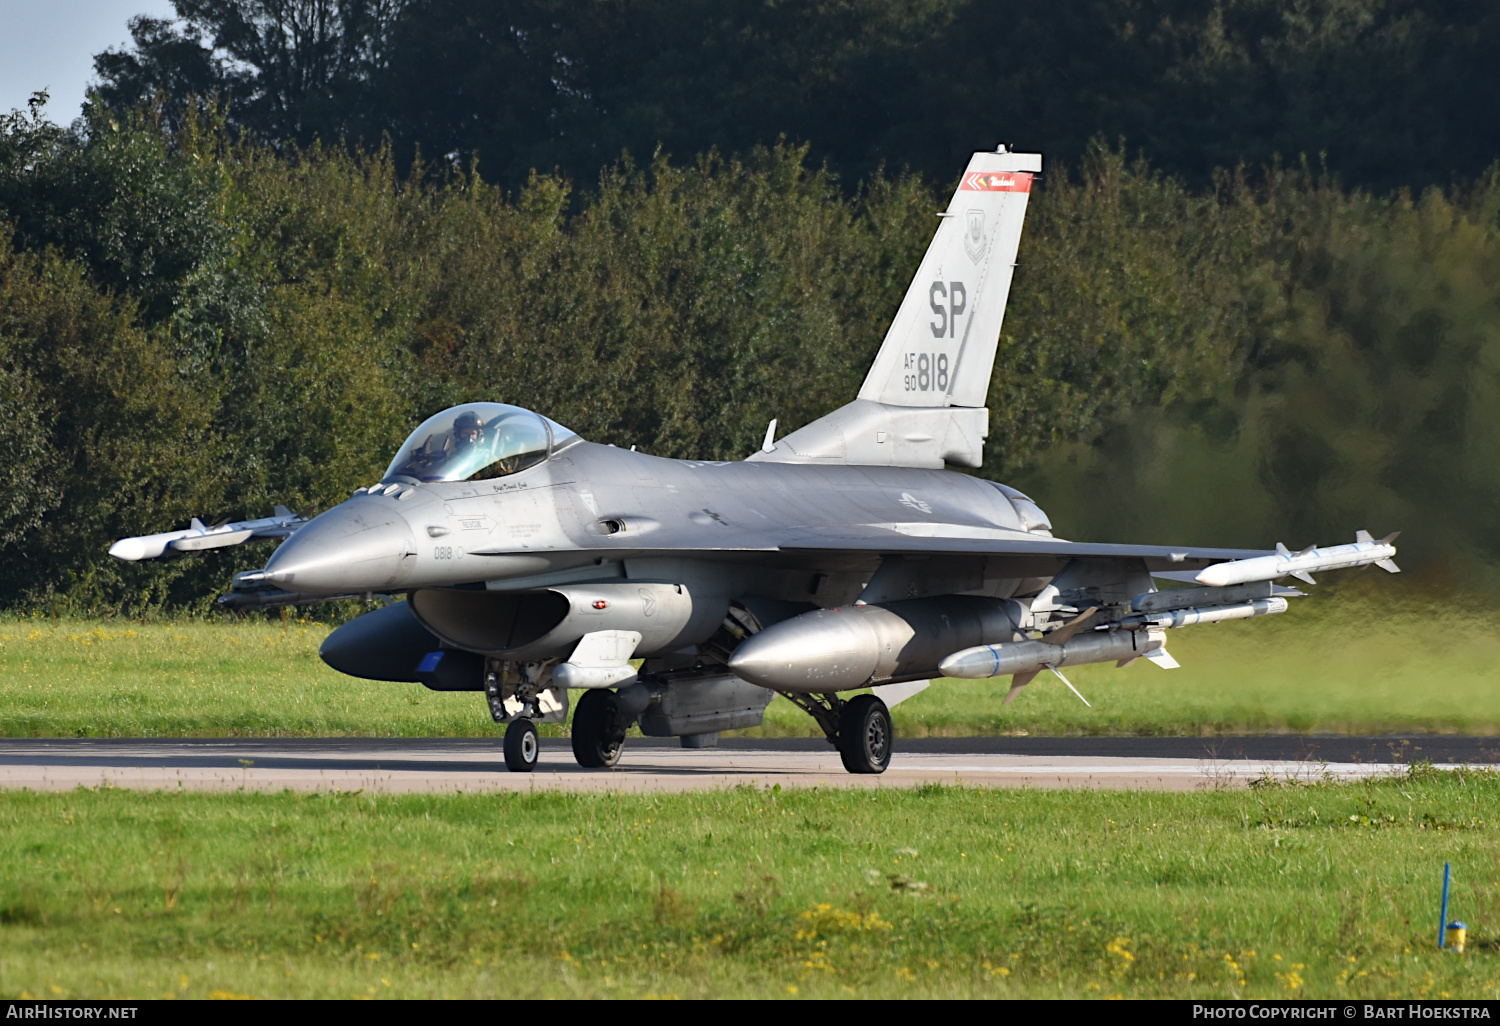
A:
936;579;1298;693
1193;530;1399;587
107;507;307;562
937;627;1172;680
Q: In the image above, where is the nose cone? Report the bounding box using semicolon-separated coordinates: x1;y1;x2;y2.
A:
263;501;416;594
727;609;878;693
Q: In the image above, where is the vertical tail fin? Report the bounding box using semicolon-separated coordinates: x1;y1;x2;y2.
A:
859;147;1041;408
749;146;1040;470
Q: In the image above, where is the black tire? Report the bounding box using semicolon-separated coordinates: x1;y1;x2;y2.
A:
504;718;539;773
837;694;892;774
571;689;625;769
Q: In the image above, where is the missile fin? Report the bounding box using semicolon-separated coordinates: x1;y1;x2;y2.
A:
1291;570;1317;585
1295;544;1317;557
190;517;206;533
1356;529;1374;544
1047;665;1092;707
1376;558;1401;574
1381;530;1401;544
1044;606;1098;647
1145;647;1180;670
1003;669;1041;705
1276;542;1292;558
274;505;293;518
1116;656;1140;668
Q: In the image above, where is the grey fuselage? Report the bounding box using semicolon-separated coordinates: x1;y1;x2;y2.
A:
261;437;1042;659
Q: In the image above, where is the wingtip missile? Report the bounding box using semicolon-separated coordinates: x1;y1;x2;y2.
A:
109;529;196;561
1195;530;1399;587
109;506;311;561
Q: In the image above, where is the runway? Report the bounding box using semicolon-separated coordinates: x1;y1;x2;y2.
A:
0;735;1492;793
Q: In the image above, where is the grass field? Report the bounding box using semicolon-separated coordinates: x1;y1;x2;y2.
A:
1;588;1496;738
0;769;1494;999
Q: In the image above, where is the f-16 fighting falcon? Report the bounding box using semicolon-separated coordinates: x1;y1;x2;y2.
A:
111;146;1400;775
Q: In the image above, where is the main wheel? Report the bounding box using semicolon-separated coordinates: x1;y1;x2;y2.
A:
571;689;625;769
504;718;539;773
837;694;892;774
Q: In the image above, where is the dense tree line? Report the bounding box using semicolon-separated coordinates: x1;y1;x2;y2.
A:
92;0;1500;196
3;84;1500;609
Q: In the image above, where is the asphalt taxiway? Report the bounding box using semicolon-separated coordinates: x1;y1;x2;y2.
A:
0;735;1491;793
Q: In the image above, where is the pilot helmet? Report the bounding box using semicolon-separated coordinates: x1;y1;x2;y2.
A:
453;410;484;442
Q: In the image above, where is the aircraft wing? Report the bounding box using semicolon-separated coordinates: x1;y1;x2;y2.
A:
768;524;1269;573
476;522;1268;575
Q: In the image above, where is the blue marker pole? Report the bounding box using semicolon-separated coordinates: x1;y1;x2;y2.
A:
1439;862;1451;949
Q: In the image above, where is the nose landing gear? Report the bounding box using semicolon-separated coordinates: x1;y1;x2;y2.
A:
504;719;539;772
485;659;567;772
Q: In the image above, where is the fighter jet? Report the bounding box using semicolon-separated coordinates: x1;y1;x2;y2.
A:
111;145;1400;775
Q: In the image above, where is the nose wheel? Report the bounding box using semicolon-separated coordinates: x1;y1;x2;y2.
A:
838;694;892;774
504;718;539;772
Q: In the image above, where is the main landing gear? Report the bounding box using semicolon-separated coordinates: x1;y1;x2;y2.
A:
837;694;892;774
778;690;893;774
570;688;627;769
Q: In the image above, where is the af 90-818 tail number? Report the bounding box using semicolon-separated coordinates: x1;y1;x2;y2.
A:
905;351;950;393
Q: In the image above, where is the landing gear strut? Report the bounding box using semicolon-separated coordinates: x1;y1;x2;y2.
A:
485;659;567;772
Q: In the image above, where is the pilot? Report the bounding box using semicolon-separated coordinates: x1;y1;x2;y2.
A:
451;411;485;451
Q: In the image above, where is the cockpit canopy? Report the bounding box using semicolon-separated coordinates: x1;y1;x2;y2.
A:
382;403;576;484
